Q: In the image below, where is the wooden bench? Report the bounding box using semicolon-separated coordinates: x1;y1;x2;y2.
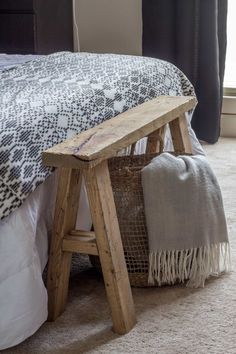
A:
43;95;196;334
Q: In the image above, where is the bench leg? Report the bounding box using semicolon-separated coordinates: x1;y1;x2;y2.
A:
169;114;192;154
47;168;81;321
84;160;136;334
146;125;166;153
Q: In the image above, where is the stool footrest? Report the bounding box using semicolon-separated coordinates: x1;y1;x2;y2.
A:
70;230;96;239
62;235;98;255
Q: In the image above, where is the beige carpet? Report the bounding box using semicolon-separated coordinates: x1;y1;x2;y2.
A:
4;137;236;354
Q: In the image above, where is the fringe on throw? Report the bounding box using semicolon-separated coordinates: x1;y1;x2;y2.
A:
148;242;231;288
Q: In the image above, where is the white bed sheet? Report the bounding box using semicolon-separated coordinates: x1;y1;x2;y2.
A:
0;53;204;350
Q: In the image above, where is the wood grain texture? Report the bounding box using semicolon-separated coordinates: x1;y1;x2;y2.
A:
146;125;166;153
169;114;193;154
43;96;196;169
47;168;82;321
62;236;98;255
84;161;136;334
69;230;95;239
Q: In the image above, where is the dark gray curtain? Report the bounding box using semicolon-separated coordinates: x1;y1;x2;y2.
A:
143;0;228;143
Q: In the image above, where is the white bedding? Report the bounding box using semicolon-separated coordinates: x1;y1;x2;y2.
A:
0;171;93;349
0;55;204;350
0;54;42;70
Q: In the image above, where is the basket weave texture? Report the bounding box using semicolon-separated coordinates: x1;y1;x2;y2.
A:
108;153;160;287
91;151;186;287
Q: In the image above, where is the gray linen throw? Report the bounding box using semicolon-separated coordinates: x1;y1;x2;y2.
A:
141;153;230;288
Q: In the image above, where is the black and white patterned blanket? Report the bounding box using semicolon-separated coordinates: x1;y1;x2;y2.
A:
0;52;194;220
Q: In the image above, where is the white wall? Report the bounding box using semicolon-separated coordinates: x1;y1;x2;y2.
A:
75;0;142;55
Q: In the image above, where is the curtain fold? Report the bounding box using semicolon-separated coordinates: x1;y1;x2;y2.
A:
143;0;228;143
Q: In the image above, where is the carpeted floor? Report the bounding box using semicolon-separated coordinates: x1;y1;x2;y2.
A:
4;137;236;354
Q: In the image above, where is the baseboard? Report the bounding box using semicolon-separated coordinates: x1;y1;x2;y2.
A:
222;96;236;114
220;96;236;138
221;114;236;137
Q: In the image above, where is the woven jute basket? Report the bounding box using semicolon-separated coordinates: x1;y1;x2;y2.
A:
90;146;190;287
91;149;166;287
90;132;191;287
108;152;159;287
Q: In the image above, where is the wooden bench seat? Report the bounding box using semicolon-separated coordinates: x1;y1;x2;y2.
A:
43;96;196;168
42;95;196;335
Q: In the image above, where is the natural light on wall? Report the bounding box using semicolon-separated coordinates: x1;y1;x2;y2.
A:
224;0;236;89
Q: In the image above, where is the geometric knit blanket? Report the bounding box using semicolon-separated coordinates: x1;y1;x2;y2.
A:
0;52;195;220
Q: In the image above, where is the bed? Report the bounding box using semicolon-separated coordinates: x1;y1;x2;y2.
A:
0;52;204;350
